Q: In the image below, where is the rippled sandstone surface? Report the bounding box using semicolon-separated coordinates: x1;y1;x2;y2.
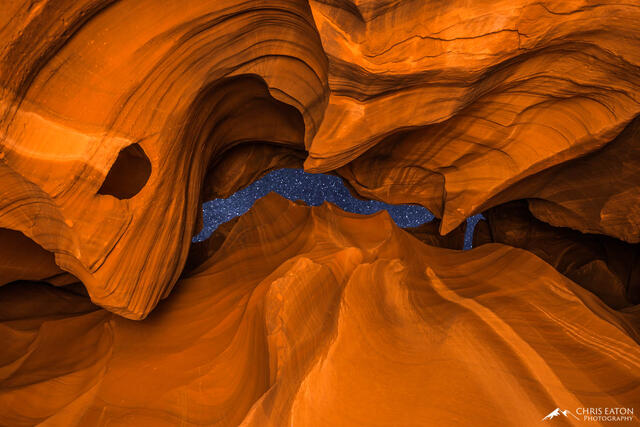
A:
475;201;640;310
2;0;640;317
1;0;640;424
1;194;639;426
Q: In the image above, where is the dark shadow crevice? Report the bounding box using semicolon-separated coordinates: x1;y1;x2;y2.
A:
474;200;640;309
98;143;151;199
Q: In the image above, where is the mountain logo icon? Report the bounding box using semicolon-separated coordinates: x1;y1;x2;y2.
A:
542;408;580;421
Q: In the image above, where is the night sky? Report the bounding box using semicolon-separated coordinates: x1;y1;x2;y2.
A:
194;168;483;249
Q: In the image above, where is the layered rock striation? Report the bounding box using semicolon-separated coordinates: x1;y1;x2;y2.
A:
1;0;639;317
1;1;640;424
1;194;638;426
0;0;326;318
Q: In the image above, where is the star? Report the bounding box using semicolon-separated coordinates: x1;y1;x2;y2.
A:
193;168;483;249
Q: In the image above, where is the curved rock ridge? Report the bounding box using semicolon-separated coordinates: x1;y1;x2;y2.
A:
526;116;640;244
474;200;640;310
404;218;467;250
1;0;639;318
0;0;327;318
0;193;638;426
308;0;640;234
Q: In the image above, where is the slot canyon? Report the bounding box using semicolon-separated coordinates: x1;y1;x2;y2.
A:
0;1;639;425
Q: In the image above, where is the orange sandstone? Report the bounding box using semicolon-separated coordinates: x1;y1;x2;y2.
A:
0;1;639;424
1;194;638;426
1;0;640;317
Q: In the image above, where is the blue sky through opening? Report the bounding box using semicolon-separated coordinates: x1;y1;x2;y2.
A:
194;168;482;249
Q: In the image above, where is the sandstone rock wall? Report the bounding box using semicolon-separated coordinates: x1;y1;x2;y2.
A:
1;0;639;317
1;1;639;424
1;195;638;426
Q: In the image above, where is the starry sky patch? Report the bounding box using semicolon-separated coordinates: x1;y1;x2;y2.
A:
194;168;483;249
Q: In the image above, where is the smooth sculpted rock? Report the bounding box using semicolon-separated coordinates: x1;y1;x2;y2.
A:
2;0;640;318
525;116;640;244
404;218;467;250
0;194;638;426
0;0;327;318
307;0;640;235
474;201;640;310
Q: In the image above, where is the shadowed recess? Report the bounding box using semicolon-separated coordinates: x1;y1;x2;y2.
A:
98;143;151;199
194;168;483;249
